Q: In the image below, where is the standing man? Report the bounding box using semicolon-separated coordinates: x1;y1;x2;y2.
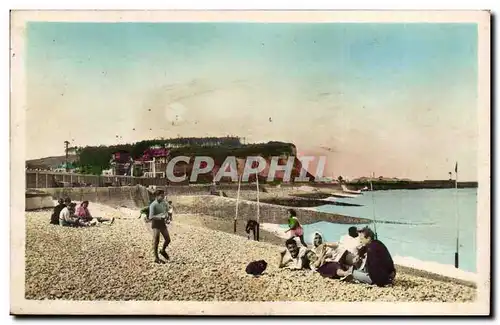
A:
148;189;171;264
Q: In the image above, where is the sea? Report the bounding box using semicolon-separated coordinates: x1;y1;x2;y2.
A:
279;188;478;273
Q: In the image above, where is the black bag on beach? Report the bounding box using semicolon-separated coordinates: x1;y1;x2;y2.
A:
245;260;267;276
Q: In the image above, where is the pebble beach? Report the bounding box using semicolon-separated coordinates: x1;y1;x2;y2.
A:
24;203;476;302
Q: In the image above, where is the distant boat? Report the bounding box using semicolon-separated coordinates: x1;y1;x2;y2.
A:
361;186;369;191
341;184;363;195
326;193;359;199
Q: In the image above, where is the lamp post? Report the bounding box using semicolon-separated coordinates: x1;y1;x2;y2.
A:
64;141;70;172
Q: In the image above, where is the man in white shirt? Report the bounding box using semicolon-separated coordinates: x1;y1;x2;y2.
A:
339;226;362;256
278;238;308;270
59;201;79;227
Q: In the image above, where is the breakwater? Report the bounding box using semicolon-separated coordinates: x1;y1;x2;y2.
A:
172;195;370;225
347;180;478;191
252;197;363;208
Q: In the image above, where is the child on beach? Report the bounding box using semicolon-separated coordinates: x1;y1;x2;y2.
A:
284;209;308;247
166;201;174;224
245;219;259;240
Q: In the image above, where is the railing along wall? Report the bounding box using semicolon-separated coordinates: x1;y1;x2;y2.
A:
25;170;176;189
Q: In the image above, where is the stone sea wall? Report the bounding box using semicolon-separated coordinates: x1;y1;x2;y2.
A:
34;186;151;209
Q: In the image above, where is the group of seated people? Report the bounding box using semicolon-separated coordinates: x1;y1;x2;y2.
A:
50;197;115;227
278;226;396;287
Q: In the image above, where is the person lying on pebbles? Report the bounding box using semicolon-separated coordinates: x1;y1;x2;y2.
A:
304;248;354;281
278;238;308;270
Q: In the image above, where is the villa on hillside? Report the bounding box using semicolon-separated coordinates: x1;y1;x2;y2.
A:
103;141;315;183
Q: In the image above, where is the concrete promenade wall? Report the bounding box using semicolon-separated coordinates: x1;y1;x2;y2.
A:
36;186;151;209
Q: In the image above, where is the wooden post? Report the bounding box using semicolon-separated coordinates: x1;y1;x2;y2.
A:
35;172;39;188
45;173;48;188
370;172;378;240
234;176;241;233
256;174;260;241
454;162;460;268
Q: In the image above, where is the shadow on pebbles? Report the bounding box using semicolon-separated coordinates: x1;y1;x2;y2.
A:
24;208;476;302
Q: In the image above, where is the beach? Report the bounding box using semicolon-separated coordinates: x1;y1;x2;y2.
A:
25;203;476;302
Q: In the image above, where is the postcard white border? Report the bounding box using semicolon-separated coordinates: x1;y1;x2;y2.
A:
10;10;491;316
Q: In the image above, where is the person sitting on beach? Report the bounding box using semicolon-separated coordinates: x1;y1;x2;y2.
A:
284;209;308;247
50;198;66;225
278;238;308;270
245;219;259;240
339;226;363;257
352;227;396;287
311;231;359;268
75;201;114;225
305;246;354;281
59;202;87;227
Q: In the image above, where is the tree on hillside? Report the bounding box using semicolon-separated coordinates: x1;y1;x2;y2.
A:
73;137;295;175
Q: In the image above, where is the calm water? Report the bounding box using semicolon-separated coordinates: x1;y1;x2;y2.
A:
280;188;478;272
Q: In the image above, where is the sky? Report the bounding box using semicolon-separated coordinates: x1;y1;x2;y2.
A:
25;22;478;181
